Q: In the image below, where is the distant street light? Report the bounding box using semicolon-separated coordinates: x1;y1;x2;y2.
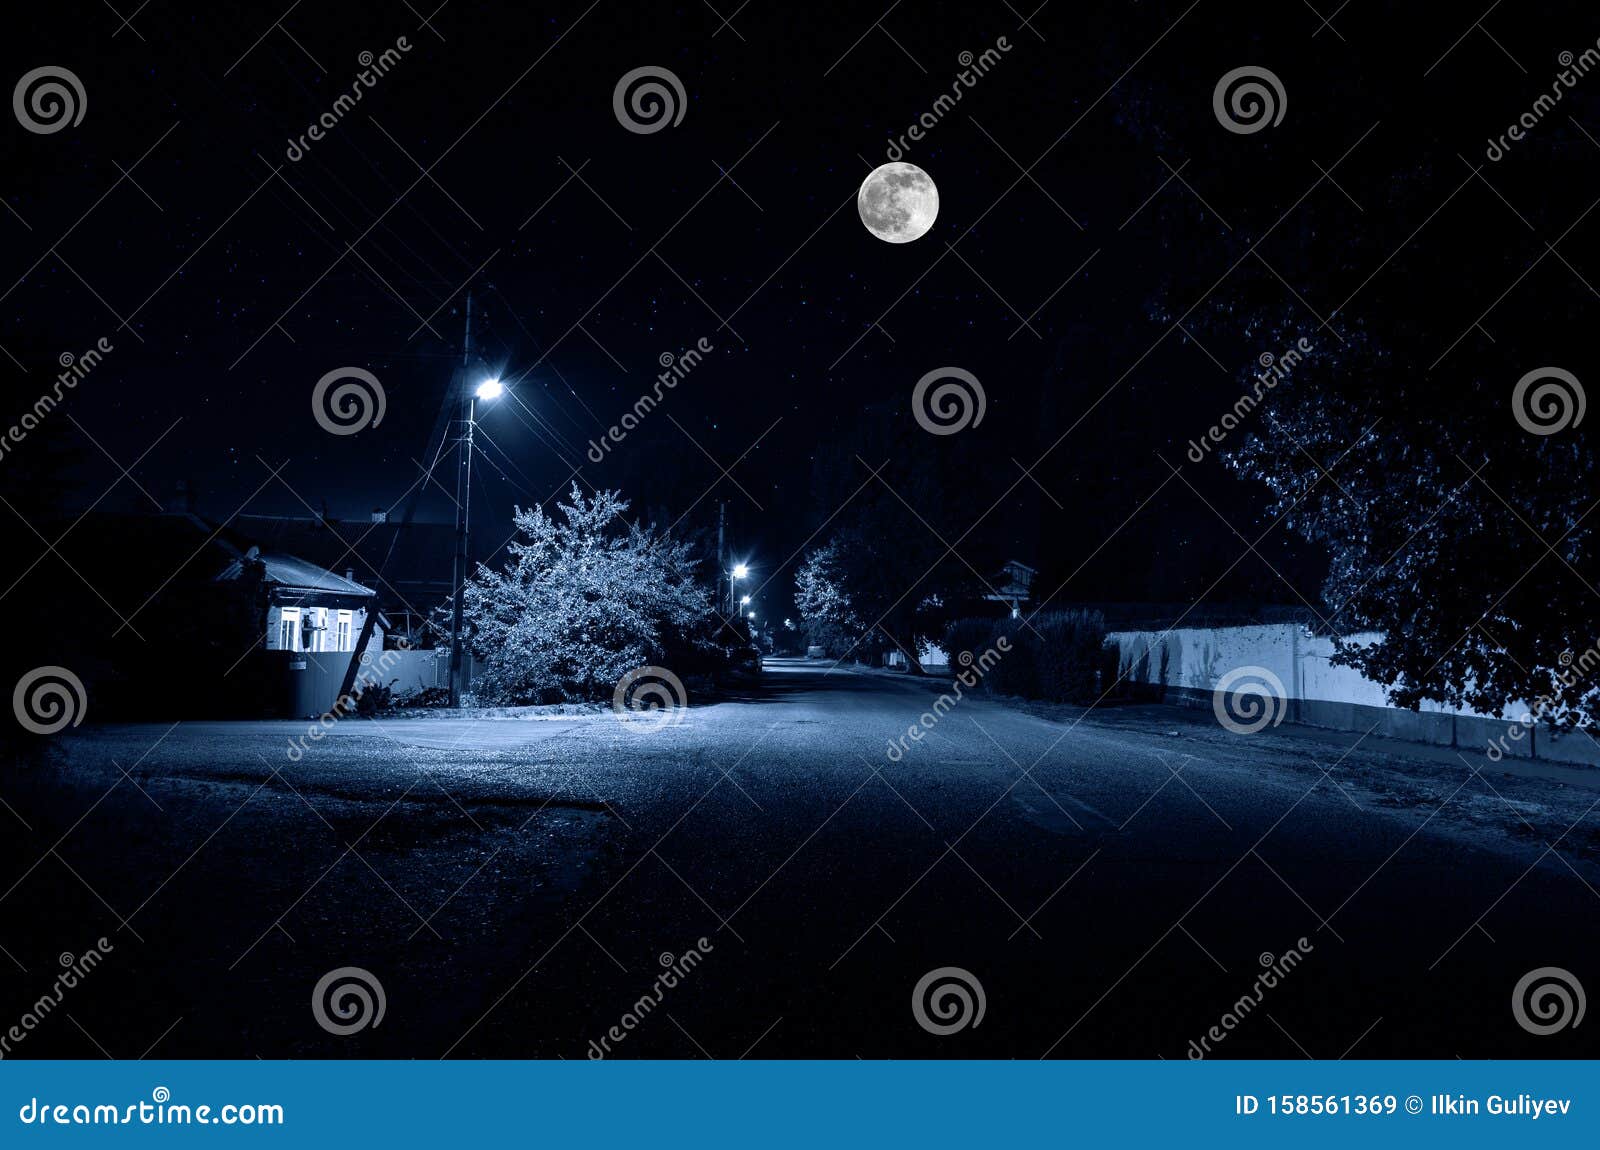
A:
732;563;748;579
740;595;751;606
476;378;504;400
748;612;756;620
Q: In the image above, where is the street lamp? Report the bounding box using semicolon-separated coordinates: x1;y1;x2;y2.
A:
449;374;505;706
728;562;748;617
740;595;751;607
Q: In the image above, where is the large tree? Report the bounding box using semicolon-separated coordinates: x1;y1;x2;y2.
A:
793;539;863;658
447;485;712;704
1202;141;1600;727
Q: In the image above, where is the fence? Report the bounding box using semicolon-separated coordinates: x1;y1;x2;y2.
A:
270;648;462;718
1108;622;1600;768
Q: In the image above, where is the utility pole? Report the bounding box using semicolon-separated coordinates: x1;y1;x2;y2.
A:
717;500;727;616
448;293;474;707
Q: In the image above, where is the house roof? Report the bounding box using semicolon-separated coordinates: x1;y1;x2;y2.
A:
227;513;456;612
215;551;374;596
985;559;1037;599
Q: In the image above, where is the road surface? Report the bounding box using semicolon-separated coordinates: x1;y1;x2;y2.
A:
2;657;1597;1058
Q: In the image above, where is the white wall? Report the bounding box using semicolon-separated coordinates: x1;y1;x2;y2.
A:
1107;623;1599;767
1109;623;1500;713
364;648;450;695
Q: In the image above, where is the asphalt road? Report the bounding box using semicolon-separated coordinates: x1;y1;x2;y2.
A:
2;657;1598;1059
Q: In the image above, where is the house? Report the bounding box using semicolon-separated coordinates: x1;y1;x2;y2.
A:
983;559;1037;618
883;558;1039;671
23;510;390;718
227;511;457;647
212;541;395;719
214;549;381;657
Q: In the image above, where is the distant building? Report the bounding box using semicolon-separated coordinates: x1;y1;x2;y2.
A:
884;558;1038;671
983;559;1037;618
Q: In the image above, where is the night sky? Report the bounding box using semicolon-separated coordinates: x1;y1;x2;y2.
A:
5;0;1598;617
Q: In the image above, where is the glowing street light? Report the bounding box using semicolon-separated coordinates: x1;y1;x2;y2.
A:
449;371;506;706
740;595;751;606
727;562;750;617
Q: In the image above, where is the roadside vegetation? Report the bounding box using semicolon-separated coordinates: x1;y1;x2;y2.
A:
437;485;720;705
941;609;1114;705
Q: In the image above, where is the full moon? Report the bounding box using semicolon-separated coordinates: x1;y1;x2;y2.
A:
858;162;939;244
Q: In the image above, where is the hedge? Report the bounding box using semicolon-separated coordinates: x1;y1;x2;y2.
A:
941;609;1113;704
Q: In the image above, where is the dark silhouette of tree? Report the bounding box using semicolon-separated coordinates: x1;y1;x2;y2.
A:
1195;136;1600;726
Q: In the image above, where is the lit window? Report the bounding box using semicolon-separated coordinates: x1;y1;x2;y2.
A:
336;610;352;652
278;607;301;651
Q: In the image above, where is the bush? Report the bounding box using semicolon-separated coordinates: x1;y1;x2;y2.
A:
983;620;1039;698
943;615;1029;696
942;609;1109;704
396;685;450;709
662;621;734;680
1033;610;1108;703
943;617;1001;675
354;678;397;716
